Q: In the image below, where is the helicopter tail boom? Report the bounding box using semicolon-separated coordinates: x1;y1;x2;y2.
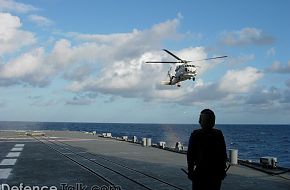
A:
161;80;171;85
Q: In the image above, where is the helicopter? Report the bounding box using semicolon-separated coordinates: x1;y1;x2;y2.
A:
146;49;227;87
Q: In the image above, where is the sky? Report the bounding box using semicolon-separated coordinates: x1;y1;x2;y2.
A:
0;0;290;124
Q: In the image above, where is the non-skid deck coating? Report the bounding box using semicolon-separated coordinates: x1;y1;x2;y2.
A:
0;130;289;190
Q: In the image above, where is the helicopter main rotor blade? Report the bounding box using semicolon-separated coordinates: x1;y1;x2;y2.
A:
145;61;181;64
163;49;183;61
189;55;228;63
145;49;227;64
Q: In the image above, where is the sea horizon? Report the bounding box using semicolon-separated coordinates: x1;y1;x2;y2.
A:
0;120;289;126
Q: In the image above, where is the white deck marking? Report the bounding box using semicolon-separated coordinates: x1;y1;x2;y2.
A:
11;147;23;151
6;152;21;157
0;143;24;180
0;159;17;166
0;168;12;179
14;144;25;147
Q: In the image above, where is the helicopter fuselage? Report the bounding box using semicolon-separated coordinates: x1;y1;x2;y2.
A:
169;64;197;85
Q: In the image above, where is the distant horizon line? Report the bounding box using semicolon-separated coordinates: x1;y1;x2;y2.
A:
0;120;289;126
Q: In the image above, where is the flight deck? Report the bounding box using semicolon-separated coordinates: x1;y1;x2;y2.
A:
0;130;289;190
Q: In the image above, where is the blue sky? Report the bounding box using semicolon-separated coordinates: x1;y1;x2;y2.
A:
0;0;290;124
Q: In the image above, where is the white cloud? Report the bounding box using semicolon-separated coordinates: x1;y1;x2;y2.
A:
228;54;255;65
267;47;276;56
0;14;267;109
74;15;182;43
30;98;60;107
67;16;183;61
280;89;290;104
0;38;101;86
245;87;281;105
28;14;53;27
0;16;186;89
64;65;94;81
176;69;263;105
65;47;212;101
224;85;290;113
0;0;38;13
266;61;290;73
0;48;51;86
179;82;226;104
218;67;263;93
0;48;44;78
0;100;5;107
0;13;36;55
220;27;274;46
65;96;95;106
286;79;290;88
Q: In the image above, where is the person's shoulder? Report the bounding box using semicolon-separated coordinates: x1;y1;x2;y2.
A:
211;128;225;137
212;128;222;132
192;129;203;134
191;128;223;136
191;129;205;137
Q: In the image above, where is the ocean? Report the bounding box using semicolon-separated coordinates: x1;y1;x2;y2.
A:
0;121;289;168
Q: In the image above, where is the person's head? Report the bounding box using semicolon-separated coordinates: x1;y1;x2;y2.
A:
199;109;215;129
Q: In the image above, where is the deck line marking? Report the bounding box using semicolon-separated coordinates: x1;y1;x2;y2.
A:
11;147;23;151
6;152;21;157
0;159;17;166
0;168;12;179
14;144;25;147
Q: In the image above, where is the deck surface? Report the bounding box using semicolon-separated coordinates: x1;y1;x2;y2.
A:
0;130;289;190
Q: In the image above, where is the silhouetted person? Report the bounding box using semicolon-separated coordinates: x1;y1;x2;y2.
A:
187;109;227;190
